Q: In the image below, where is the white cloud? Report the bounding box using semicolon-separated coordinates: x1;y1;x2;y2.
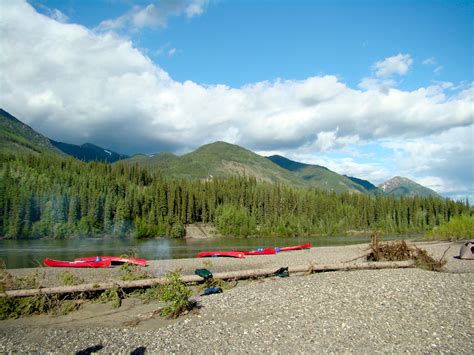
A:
185;0;209;17
48;8;68;23
1;1;473;199
358;77;396;92
422;57;436;66
168;47;177;56
382;125;474;199
97;0;210;31
434;65;443;74
373;53;413;77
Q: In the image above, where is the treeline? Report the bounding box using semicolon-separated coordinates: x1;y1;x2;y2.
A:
0;154;471;239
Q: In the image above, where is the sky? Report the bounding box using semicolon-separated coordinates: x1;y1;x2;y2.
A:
0;0;473;201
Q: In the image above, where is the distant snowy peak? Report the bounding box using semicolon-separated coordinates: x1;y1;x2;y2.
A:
379;176;410;192
378;176;440;198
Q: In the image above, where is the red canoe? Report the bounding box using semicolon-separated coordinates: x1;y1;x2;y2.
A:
74;256;147;267
44;258;111;268
236;243;312;255
278;243;312;252
197;251;245;258
236;248;277;256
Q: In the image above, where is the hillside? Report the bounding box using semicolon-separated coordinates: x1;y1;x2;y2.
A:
267;155;370;193
0;108;443;198
345;175;382;195
50;140;129;163
120;152;180;171
379;176;441;198
0;109;63;156
121;141;305;186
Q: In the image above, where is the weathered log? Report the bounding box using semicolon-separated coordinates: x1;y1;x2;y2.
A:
0;260;415;298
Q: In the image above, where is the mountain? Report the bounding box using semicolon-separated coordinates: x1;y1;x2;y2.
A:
121;152;180;171
345;175;382;195
0;108;443;198
0;108;128;162
50;140;129;163
378;176;441;198
122;141;306;186
122;143;372;193
0;108;63;156
267;155;370;193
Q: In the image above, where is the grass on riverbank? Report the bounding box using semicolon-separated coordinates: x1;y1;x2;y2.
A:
425;215;474;241
0;266;199;320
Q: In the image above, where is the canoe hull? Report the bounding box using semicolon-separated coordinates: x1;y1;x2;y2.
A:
197;251;245;258
74;256;147;267
44;258;111;268
237;248;277;256
278;243;312;252
236;243;312;255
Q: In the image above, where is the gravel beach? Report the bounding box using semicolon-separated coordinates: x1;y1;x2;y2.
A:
1;241;473;353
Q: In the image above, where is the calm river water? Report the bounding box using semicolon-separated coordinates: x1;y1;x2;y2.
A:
0;234;421;269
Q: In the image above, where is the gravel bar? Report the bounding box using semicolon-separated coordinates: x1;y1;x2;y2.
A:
1;241;473;353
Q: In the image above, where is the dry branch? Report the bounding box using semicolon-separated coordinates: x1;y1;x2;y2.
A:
1;260;415;298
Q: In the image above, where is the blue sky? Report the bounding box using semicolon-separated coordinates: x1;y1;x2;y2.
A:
1;0;473;200
32;0;472;88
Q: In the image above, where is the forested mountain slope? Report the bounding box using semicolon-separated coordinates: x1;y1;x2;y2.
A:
0;109;443;199
0;109;63;156
121;141;307;187
50;140;129;163
0;153;469;239
267;155;370;193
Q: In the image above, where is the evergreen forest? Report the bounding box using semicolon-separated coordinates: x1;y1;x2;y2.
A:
0;154;471;239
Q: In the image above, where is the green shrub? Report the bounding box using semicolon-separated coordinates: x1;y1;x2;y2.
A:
58;271;84;286
119;263;150;281
160;271;193;318
97;286;122;308
426;214;474;240
169;222;186;239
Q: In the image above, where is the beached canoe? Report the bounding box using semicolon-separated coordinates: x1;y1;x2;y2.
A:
236;248;277;256
278;243;312;252
43;258;111;268
74;256;147;267
197;251;245;258
236;243;312;255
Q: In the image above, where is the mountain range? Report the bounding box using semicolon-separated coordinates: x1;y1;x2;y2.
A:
0;108;441;198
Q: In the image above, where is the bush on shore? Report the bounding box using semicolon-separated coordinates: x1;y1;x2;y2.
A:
426;214;474;241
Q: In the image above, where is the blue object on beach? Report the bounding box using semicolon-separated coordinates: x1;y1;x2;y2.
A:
273;267;289;277
275;247;281;253
257;248;264;252
202;287;223;296
95;256;101;262
195;268;213;280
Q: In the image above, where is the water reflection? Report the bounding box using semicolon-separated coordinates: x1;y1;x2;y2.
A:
0;234;419;269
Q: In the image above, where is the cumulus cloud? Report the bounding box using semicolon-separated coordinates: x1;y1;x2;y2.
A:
373;53;413;77
97;0;209;31
382;125;474;199
0;1;473;198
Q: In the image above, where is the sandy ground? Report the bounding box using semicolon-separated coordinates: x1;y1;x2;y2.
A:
0;240;473;353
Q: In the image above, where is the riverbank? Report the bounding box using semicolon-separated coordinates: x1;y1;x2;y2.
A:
1;241;473;353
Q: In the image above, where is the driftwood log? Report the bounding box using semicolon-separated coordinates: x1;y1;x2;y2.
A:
1;260;415;298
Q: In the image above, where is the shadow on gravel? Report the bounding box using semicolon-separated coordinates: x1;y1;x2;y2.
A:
131;346;147;355
75;344;103;355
